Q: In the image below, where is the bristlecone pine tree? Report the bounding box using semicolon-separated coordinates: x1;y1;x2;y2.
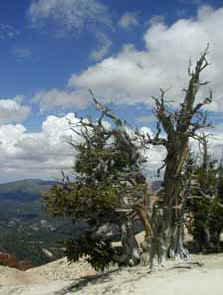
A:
43;97;149;270
128;45;213;268
43;45;214;270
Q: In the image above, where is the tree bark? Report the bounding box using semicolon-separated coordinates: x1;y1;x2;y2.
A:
147;203;190;269
112;218;141;266
168;218;190;259
156;139;190;260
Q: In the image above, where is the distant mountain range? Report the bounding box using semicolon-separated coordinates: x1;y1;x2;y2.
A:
0;177;162;200
0;178;56;202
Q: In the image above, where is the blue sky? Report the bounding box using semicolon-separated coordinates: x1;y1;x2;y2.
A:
0;0;223;183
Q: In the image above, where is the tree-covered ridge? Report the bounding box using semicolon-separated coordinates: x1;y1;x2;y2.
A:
0;179;56;201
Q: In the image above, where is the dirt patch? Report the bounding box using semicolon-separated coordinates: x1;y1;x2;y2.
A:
0;265;48;286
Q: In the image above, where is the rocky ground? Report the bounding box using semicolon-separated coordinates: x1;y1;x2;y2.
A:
0;231;222;295
0;253;222;295
65;253;223;295
0;257;96;295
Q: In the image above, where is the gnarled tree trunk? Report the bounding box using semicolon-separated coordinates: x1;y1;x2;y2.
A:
113;218;141;266
141;46;212;269
91;217;141;267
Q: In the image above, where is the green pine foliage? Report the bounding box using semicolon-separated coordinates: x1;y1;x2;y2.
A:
65;235;120;271
42;116;146;270
189;155;223;252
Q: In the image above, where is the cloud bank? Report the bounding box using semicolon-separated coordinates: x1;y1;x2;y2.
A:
0;113;166;183
28;0;112;35
0;111;222;183
0;114;79;182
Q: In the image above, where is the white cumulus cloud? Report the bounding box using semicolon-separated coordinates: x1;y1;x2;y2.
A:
0;114;82;182
32;88;90;112
67;5;223;112
0;96;30;124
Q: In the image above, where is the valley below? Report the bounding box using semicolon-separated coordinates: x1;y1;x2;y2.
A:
0;179;80;268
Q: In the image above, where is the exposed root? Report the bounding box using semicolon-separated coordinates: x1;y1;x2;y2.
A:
168;265;192;270
167;260;204;270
